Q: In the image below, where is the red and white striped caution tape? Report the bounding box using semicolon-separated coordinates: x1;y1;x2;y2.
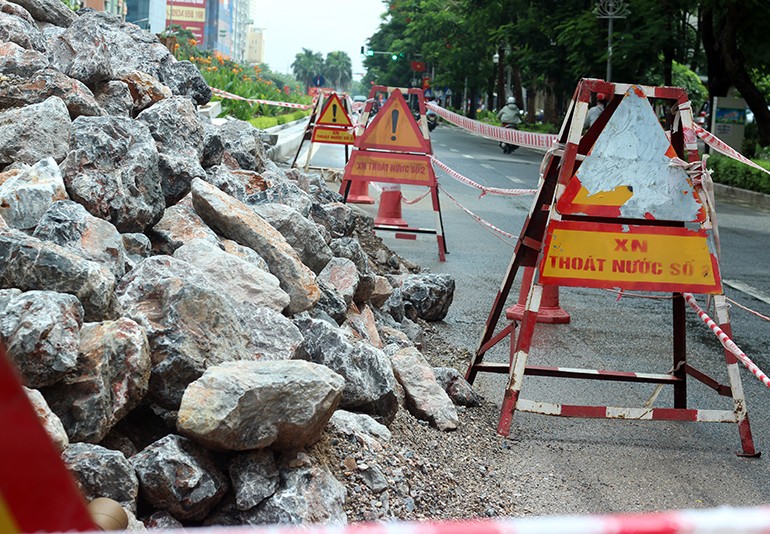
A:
684;292;770;388
436;183;517;245
426;102;558;150
694;124;770;177
430;156;537;197
210;88;313;110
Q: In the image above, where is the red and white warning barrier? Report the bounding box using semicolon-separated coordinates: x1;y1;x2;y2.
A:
437;183;517;243
684;292;770;389
430;156;537;197
694;124;770;177
426;102;558;150
210;88;313;110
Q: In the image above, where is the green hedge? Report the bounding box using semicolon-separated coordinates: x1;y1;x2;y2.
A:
248;110;310;130
709;154;770;194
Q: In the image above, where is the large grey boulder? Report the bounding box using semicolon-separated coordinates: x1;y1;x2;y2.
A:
48;11;114;84
130;434;228;521
400;273;455;321
238;306;303;361
0;96;70;166
116;255;254;409
390;346;458;431
173;239;288;314
0;41;48;77
177;360;343;451
8;0;77;27
217;119;266;172
44;318;151;443
0;157;68;231
190;178;320;315
33;200;128;279
329;237;376;303
0;231;119;321
147;199;220;255
228;450;279;511
63;443;139;514
252;202;333;274
137;96;206;205
0;290;82;388
0;6;46;52
0;68;103;118
60;115;165;233
161;60;212;105
92;80;133;117
294;315;398;424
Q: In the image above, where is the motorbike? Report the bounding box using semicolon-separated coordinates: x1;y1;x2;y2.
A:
426;110;438;131
499;123;518;154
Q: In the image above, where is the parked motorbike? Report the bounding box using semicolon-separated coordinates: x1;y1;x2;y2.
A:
427;110;438;131
499;123;518;153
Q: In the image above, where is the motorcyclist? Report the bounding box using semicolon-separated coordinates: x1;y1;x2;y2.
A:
497;97;522;153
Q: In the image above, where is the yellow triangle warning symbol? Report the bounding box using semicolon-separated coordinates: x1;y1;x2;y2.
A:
556;87;706;222
317;94;353;127
356;89;430;154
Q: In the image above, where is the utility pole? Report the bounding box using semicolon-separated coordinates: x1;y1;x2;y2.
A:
593;0;629;82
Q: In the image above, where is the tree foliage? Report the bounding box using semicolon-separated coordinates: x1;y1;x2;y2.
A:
358;0;769;145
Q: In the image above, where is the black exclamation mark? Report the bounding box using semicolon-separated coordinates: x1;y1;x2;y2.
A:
332;104;338;123
391;110;399;141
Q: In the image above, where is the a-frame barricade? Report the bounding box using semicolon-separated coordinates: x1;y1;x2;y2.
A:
291;91;356;173
341;85;447;261
466;78;759;456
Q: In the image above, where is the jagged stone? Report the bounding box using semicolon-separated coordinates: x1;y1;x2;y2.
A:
191;178;320;315
0;68;103;117
130;434;228;521
433;366;482;407
330;237;376;303
318;257;358;306
0;157;68;231
116;255;254;409
92;80;133;117
401;273;455;321
201;121;224;168
48;12;114;84
60;115;165;233
119;69;172;113
63;442;139;514
8;0;77;26
0;96;70;166
328;410;392;449
0;40;48;77
0;7;46;52
239;306;303;360
177;360;343;451
229;450;279;510
380;286;405;322
147;199;220;255
313;280;348;325
400;317;424;349
248;180;313;217
173;238;289;313
252;202;332;274
161;60;212;105
390;346;458;431
33;200;127;279
0;290;82;387
137;96;205;205
343;303;382;348
24;386;69;451
0;231;120;321
217;119;266;171
204;164;249;201
294;315;398;424
142;511;183;529
44;318;151;442
121;232;151;271
370;275;393;308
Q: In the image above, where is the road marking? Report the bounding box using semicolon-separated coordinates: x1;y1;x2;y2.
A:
481;164;494;170
463;154;474;159
450;148;459;152
507;176;524;184
723;279;770;305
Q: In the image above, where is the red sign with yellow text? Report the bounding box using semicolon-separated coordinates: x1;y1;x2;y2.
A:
538;220;722;294
345;151;435;186
311;126;355;145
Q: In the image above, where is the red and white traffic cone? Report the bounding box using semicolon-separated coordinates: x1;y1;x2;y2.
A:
374;184;408;226
506;266;570;324
341;180;374;204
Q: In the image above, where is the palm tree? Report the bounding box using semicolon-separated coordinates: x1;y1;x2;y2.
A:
324;51;353;91
291;48;324;93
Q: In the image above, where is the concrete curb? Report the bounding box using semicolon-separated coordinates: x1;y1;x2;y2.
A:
712;183;770;212
265;117;309;164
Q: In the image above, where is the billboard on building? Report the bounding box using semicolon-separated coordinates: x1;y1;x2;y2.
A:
166;0;205;42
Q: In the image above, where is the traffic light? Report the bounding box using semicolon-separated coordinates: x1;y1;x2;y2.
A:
391;53;398;61
366;49;374;56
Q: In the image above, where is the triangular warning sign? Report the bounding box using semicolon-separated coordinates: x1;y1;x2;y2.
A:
556;87;706;222
317;93;353;127
356;89;430;154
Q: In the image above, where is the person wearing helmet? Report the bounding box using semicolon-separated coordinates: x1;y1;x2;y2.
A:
497;97;522;153
585;92;609;128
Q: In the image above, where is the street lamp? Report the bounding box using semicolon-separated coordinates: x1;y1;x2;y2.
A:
593;0;630;82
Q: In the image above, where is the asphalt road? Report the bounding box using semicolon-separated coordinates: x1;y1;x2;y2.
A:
293;121;770;513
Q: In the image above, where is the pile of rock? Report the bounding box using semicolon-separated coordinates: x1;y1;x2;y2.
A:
0;1;469;528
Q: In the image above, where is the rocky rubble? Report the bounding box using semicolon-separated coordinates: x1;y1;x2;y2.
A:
0;1;474;528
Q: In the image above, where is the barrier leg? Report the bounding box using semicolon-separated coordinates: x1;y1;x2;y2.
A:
506;266;570;324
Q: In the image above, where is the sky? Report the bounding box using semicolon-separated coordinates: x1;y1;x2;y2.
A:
253;0;387;80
